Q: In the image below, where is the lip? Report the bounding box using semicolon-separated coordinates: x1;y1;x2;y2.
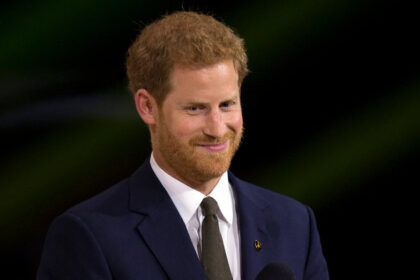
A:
200;141;228;152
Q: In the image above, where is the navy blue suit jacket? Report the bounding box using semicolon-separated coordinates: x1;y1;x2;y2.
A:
37;160;329;280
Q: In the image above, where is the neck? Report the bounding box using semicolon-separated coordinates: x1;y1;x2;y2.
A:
152;152;223;195
181;176;222;196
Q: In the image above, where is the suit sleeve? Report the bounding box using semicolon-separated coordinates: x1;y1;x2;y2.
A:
37;213;113;280
304;206;329;280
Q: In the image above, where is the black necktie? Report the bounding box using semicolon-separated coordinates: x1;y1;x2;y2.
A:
200;197;233;280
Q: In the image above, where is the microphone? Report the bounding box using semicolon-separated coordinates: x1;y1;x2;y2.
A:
255;262;296;280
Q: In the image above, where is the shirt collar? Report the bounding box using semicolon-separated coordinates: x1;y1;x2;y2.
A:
150;153;234;226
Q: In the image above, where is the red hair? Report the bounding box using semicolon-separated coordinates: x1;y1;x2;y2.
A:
126;11;248;105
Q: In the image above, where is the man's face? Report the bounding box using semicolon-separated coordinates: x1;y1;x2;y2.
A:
152;60;243;187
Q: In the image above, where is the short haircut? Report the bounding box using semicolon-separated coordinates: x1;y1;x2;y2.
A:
126;11;249;105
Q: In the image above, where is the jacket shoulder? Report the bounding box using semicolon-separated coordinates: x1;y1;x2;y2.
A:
230;172;309;214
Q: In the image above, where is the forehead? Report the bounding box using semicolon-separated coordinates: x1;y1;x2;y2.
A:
167;60;240;103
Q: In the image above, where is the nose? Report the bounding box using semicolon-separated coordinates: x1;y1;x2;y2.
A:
202;109;226;139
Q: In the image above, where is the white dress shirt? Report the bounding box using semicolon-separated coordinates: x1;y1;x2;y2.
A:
150;153;241;280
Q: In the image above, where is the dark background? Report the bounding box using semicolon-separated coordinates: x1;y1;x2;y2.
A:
1;0;419;278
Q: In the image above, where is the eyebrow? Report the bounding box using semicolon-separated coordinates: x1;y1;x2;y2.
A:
183;94;240;106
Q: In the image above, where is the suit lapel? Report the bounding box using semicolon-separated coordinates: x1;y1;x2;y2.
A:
128;161;206;280
229;172;272;280
127;161;274;280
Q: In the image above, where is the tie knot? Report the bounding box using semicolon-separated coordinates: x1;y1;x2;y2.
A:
201;197;219;216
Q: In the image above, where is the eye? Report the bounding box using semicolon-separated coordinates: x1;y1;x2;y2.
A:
185;104;206;114
220;100;236;110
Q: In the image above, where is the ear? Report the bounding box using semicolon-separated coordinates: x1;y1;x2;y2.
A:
134;89;158;125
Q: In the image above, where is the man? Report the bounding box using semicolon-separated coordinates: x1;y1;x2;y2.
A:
37;11;329;280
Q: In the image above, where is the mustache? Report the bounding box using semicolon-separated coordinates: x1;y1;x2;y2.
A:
189;131;236;146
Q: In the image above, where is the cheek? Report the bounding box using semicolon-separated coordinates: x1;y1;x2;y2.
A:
227;112;243;131
170;116;204;138
161;107;200;138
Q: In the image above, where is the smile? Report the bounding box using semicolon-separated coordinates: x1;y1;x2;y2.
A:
199;141;228;152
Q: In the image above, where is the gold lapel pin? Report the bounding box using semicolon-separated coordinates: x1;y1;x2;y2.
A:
254;240;262;251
